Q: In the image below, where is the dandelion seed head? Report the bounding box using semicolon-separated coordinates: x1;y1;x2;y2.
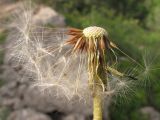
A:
83;26;107;38
10;17;90;101
7;1;140;105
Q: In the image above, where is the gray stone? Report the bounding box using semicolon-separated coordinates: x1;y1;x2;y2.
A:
0;81;18;97
141;106;160;120
23;86;92;114
62;114;86;120
23;87;56;112
32;6;65;27
1;66;20;82
7;108;51;120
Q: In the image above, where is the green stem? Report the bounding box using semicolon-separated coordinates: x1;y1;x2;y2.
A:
93;86;103;120
88;49;107;120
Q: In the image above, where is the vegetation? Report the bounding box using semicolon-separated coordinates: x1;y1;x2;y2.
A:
0;107;11;120
0;32;8;120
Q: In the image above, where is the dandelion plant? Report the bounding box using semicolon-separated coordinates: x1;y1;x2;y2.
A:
9;4;156;120
66;26;139;120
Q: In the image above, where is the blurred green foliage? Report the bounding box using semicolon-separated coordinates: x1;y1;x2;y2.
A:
0;33;6;44
0;107;11;120
0;32;6;78
0;33;6;66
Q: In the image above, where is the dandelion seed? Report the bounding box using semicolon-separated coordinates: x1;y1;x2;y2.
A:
136;50;160;87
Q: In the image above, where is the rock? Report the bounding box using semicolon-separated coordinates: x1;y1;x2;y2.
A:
62;114;86;120
1;97;23;109
0;2;22;20
0;2;23;33
32;6;65;27
1;66;20;82
0;81;18;97
141;106;160;120
23;87;56;112
0;82;26;109
23;86;92;114
7;108;51;120
0;2;66;35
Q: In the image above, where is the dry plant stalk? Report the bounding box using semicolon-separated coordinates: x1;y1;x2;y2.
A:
66;26;123;120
